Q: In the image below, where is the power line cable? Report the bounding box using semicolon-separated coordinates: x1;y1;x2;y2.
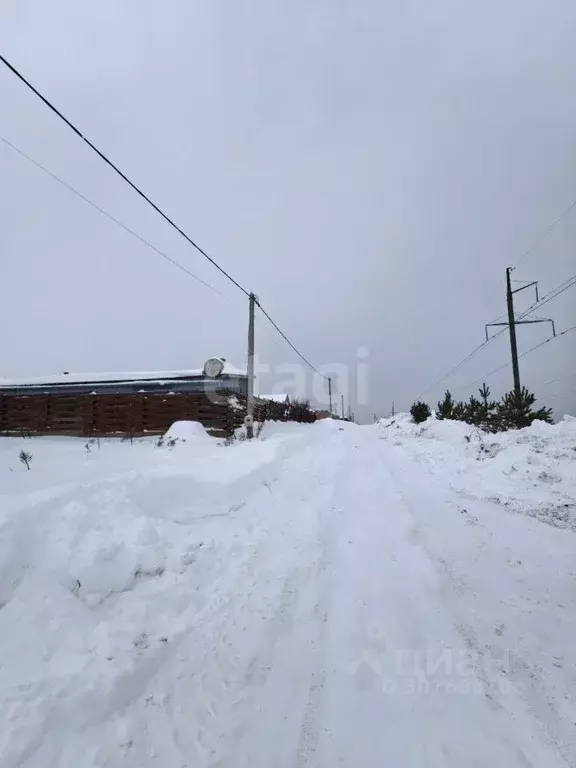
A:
457;323;576;392
520;274;576;315
0;53;250;297
484;273;576;327
0;134;221;295
541;372;576;387
416;331;507;399
448;283;576;393
419;273;576;399
546;388;576;400
513;196;576;271
1;55;331;379
255;308;289;357
255;298;329;379
2;133;327;376
8;131;326;379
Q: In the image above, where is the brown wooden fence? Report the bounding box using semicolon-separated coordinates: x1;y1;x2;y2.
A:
0;392;317;438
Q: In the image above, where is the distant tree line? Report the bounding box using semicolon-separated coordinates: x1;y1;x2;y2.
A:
410;384;553;431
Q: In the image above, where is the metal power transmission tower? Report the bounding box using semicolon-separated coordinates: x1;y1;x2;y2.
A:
485;268;556;399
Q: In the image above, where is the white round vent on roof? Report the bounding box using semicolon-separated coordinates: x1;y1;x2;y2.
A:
203;357;225;378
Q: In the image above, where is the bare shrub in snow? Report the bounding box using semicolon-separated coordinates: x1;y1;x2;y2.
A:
19;450;33;470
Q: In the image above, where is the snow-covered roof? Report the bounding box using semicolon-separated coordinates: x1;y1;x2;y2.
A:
0;362;247;388
258;393;290;403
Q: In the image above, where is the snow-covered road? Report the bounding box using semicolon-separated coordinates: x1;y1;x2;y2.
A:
1;420;575;766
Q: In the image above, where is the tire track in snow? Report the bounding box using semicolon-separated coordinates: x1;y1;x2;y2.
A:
0;426;343;768
79;430;348;768
300;434;569;767
378;437;574;767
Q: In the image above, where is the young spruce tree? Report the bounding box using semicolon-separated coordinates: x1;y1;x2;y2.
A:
410;400;431;424
436;390;455;420
497;387;553;430
477;383;499;432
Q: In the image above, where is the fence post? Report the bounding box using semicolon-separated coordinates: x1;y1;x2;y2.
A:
134;396;145;436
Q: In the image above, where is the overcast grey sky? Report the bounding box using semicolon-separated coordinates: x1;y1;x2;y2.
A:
1;0;575;421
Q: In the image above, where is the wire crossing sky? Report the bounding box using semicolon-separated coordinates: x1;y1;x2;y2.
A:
1;1;575;419
0;52;327;381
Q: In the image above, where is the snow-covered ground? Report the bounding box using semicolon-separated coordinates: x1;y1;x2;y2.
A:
378;413;576;531
1;417;575;766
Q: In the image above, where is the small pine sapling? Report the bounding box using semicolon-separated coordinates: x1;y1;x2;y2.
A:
436;390;455;420
497;387;553;430
410;401;431;424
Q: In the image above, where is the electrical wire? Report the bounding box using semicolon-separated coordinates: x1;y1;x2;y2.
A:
485;273;576;329
513;196;576;271
0;134;222;295
2;56;329;378
541;372;576;387
419;272;576;399
458;323;576;391
519;274;576;315
416;330;507;399
546;389;576;400
0;54;250;297
11;54;574;397
5;132;328;377
2;130;328;376
255;298;329;379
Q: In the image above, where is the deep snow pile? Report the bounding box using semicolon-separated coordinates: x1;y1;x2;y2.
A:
0;421;324;766
1;418;575;766
378;414;576;530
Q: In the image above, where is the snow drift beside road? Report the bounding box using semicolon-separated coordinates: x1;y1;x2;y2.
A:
0;422;325;766
378;414;576;530
1;417;575;766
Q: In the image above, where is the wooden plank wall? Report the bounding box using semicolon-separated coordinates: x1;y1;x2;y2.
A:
0;393;318;438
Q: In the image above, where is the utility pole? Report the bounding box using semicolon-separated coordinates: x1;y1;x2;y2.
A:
328;377;333;415
506;267;521;400
341;394;345;420
392;401;395;417
486;269;555;400
246;292;256;439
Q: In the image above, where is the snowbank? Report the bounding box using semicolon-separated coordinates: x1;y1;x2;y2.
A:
0;420;334;764
378;414;576;530
1;419;575;764
163;420;212;443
